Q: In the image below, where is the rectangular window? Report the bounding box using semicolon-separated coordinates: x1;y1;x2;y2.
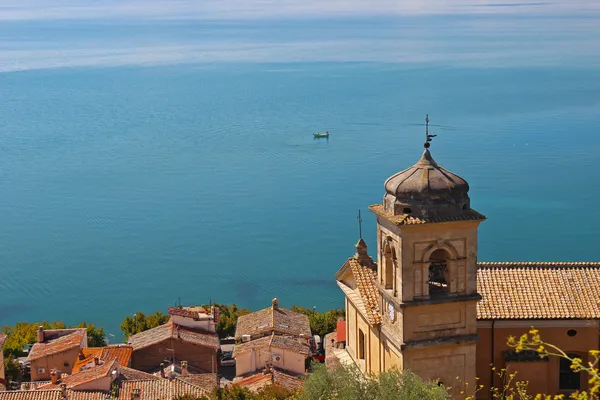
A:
559;355;581;390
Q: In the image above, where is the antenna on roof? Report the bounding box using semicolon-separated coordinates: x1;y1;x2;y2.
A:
424;114;437;149
178;297;181;307
357;209;363;239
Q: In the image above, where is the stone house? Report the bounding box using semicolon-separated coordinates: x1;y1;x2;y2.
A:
128;306;220;373
335;136;600;398
233;299;311;379
0;359;212;400
28;328;87;381
233;332;310;376
71;344;133;374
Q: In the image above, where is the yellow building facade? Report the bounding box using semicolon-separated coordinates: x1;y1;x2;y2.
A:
335;143;484;397
335;136;600;397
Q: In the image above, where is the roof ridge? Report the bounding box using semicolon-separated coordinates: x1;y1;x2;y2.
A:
478;262;600;268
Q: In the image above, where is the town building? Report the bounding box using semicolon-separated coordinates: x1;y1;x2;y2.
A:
28;328;87;381
334;130;600;397
127;306;220;374
71;344;133;374
0;334;6;390
0;358;212;400
233;299;311;380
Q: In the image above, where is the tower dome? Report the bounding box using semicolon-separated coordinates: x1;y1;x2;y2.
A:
383;148;470;218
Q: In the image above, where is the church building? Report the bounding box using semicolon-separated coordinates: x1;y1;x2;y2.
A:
335;119;600;398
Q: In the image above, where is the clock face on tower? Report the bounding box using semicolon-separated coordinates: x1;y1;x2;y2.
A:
387;302;395;322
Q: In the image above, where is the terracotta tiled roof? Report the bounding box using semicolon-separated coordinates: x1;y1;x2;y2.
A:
177;374;218;391
477;263;600;320
235;305;311;340
0;334;7;350
0;390;107;400
128;323;219;351
347;258;381;325
71;348;103;374
28;329;86;361
369;204;486;225
233;333;310;357
232;336;271;357
38;359;119;390
63;391;108;400
116;378;207;400
117;366;159;381
233;369;303;392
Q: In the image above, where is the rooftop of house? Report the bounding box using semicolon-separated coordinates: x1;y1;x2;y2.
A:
0;389;108;400
28;329;86;361
167;306;213;320
233;368;303;392
72;345;133;374
127;322;219;351
37;359;119;390
116;378;208;400
235;299;311;340
232;333;310;358
334;240;381;327
477;262;600;320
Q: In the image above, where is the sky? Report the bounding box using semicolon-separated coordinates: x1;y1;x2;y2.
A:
0;0;599;72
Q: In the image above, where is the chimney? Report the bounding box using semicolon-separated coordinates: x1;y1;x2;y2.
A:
131;388;141;400
50;370;59;385
272;298;278;310
37;326;44;343
181;361;188;377
160;362;165;379
59;383;67;400
93;356;100;365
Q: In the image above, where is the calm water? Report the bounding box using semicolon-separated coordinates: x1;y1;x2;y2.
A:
1;1;600;339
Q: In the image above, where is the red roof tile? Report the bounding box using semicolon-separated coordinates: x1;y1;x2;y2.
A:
0;390;107;400
128;323;219;351
233;333;310;357
235;305;311;340
477;262;600;319
28;330;86;361
116;378;208;400
37;359;119;390
347;258;381;325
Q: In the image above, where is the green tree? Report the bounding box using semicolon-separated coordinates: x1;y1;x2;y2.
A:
209;304;251;338
300;362;449;400
76;322;107;347
2;321;66;357
3;354;22;383
120;311;169;339
291;306;345;337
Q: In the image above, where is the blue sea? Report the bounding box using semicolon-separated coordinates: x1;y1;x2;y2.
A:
1;1;600;339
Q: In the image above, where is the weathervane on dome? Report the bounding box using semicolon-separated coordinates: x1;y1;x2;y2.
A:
424;114;437;148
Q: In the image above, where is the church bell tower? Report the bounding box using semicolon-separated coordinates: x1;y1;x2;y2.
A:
370;116;485;394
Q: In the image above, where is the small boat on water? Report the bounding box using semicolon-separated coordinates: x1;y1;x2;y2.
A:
314;131;329;138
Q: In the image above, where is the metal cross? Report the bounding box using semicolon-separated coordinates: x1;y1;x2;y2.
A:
357;209;363;239
424;113;437;148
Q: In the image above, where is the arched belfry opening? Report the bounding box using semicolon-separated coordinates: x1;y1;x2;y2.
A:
383;241;394;290
428;248;450;296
